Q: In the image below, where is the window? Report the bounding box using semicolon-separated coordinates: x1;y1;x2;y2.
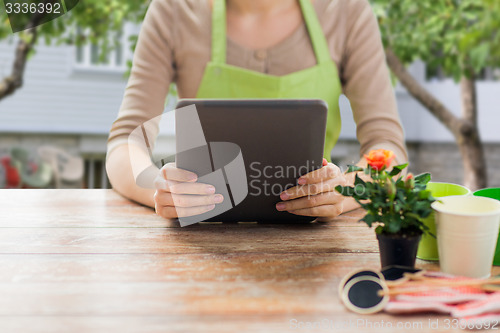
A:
74;26;132;72
477;67;500;81
426;65;500;82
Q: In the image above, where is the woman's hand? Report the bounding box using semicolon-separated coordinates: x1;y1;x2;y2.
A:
275;159;346;221
154;163;224;219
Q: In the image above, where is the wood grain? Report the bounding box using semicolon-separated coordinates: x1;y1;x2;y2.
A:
0;189;493;333
0;226;379;254
0;189;364;227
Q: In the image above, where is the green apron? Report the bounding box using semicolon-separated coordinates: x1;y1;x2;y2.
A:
196;0;342;160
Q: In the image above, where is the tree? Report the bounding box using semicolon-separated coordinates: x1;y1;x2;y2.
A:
371;0;500;190
0;0;149;100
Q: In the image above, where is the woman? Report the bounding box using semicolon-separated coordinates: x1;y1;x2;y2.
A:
106;0;407;221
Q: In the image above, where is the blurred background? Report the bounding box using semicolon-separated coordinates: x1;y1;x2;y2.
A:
0;0;499;190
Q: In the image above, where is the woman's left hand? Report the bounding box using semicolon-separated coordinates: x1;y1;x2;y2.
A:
275;159;347;221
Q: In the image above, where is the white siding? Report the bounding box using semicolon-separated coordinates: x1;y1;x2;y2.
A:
0;41;127;135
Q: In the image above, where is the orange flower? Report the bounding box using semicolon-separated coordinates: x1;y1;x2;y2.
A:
364;149;395;171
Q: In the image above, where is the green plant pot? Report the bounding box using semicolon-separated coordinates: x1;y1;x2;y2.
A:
473;188;500;266
417;182;471;261
377;233;422;269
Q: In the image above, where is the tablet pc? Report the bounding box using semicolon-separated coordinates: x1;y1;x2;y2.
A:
175;99;327;224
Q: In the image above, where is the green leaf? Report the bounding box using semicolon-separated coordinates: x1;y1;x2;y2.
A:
335;185;354;197
361;213;378;227
389;163;408;177
414;173;431;185
346;165;364;173
386;219;401;234
469;43;490;73
406;212;423;221
354;174;367;186
357;186;370;200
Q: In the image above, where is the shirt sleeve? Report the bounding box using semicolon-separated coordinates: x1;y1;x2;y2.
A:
340;0;408;164
107;0;175;154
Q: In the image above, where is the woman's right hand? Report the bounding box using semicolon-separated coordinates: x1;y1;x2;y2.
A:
154;163;224;219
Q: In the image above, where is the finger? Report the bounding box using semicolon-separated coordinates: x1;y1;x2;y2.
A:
281;178;346;200
276;192;343;212
155;177;216;195
156;193;224;207
169;182;216;195
160;162;198;182
298;163;341;185
288;203;343;218
154;176;176;191
156;204;216;218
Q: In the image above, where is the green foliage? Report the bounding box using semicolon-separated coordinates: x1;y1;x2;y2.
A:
370;0;500;81
388;163;408;177
336;164;436;236
0;0;150;67
0;0;12;40
346;165;364;173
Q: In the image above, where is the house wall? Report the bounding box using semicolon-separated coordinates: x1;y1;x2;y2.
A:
0;43;128;135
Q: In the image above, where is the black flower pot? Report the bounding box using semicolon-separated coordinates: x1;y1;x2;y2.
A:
376;233;422;269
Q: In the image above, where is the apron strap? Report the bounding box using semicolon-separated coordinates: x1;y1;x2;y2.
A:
298;0;331;65
211;0;227;64
211;0;331;65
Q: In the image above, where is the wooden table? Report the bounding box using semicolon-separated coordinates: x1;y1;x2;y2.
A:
1;189;498;333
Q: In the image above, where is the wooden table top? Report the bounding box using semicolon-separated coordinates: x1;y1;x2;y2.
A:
1;189;498;333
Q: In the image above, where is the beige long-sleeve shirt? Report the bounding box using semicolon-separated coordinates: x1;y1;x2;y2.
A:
108;0;408;163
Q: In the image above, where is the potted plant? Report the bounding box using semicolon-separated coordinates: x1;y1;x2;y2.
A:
335;149;436;268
